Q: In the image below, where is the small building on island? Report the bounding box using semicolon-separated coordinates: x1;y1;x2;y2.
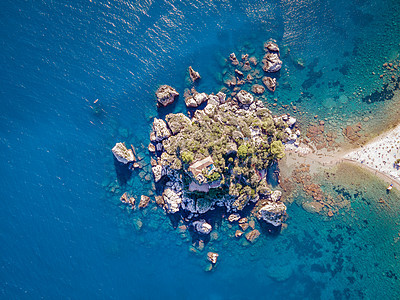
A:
188;156;220;192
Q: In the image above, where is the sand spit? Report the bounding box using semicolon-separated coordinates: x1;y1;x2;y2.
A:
344;124;400;189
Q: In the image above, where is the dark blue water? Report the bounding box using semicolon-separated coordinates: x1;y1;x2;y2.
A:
1;0;400;298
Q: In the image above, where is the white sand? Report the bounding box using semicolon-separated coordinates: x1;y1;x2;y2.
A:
344;124;400;185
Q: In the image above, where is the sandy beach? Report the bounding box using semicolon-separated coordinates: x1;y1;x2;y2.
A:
343;124;400;189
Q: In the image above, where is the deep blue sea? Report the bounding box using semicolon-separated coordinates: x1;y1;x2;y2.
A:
1;0;400;299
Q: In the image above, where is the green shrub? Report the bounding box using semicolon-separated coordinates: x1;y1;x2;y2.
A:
237;144;249;159
181;151;194;164
270;140;285;160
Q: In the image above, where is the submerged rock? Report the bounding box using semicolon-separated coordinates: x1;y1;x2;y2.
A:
156;85;179;107
189;66;201;82
245;229;260;243
251;84;265;94
112;142;135;164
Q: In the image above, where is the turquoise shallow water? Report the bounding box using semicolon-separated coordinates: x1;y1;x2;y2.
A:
1;0;400;298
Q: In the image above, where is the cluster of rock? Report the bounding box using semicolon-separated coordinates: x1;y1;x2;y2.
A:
184;88;226;108
119;192;151;209
224;40;282;94
147;88;297;234
262;41;282;73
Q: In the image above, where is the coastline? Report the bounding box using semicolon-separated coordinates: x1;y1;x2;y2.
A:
282;124;400;192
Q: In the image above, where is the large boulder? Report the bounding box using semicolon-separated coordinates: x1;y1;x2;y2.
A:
235;90;254;105
193;220;212;235
189;66;201;82
162;188;182;214
262;53;282;73
151;118;171;142
112;142;135;164
257;200;287;226
185;92;208;108
251;84;265;94
156;85;179;107
165;113;191;135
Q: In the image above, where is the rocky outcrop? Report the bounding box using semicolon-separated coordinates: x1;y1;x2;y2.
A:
229;53;239;65
156;85;179;107
193;220;212;234
162;188;182;214
189;66;201;82
165;113;191;135
262;53;282;73
207;252;219;264
235;90;254;105
112;142;135;164
150;118;172;142
228;213;241;222
263;77;277;92
216;92;226;104
138;195;150;209
264;41;280;53
257;200;287;226
120;192;135;207
152;165;163;182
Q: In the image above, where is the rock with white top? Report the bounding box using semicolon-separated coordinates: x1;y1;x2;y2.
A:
112;142;135;164
257;200;287;226
235;90;254;105
152;165;163;182
162;188;182;214
287;117;297;127
193;220;212;234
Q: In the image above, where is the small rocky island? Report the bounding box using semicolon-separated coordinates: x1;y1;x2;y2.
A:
149;91;292;231
111;40;301;270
